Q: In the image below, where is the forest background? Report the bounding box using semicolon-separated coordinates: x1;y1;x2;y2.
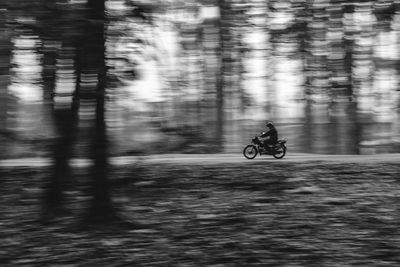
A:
1;0;400;158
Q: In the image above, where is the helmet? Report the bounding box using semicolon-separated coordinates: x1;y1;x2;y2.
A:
266;121;274;128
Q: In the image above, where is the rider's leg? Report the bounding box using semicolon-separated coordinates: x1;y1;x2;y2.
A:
264;139;273;151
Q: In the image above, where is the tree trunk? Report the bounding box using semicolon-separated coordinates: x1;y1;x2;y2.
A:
216;0;229;152
41;41;79;221
328;1;358;154
0;9;12;132
81;0;116;223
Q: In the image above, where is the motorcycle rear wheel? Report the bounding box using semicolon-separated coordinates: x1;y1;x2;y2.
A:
272;144;286;159
243;145;258;159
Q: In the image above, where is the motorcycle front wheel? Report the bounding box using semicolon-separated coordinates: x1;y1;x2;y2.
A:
243;145;258;159
272;144;286;159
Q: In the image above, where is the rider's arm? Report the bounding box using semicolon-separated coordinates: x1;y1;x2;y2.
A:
260;130;271;138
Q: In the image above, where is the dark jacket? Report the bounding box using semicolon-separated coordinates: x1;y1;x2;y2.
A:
261;127;278;143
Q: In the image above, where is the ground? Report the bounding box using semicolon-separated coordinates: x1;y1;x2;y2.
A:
1;154;400;266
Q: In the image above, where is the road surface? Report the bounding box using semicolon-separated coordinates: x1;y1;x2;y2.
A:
0;153;399;167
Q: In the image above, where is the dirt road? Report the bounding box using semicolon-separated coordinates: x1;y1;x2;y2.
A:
0;153;399;167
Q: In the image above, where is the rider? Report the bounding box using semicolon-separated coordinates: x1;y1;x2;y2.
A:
260;121;278;150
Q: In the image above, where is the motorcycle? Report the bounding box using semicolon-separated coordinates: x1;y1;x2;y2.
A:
243;135;287;159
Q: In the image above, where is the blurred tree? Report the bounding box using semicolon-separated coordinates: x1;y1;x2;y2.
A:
394;1;400;114
0;0;82;221
8;0;112;222
172;1;206;149
217;0;248;151
327;1;360;154
35;1;80;221
81;0;151;224
301;0;331;153
0;7;13;133
42;44;79;221
267;0;321;152
342;2;361;154
292;0;315;152
39;0;150;224
78;0;116;223
200;1;223;150
217;0;230;151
